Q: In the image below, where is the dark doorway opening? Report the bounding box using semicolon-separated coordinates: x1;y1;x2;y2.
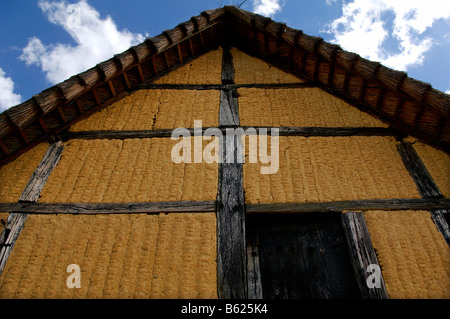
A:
246;212;361;299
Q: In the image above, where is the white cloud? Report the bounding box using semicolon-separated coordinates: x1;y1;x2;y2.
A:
20;0;145;84
325;0;450;71
446;90;450;94
0;68;22;111
252;0;283;17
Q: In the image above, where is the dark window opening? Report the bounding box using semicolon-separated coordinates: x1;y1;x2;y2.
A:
246;212;361;299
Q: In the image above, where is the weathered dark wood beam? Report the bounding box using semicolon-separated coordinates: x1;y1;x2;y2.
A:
20;141;65;202
397;141;442;198
246;223;263;299
133;82;313;91
246;198;450;213
341;211;389;299
397;140;450;245
0;200;216;215
60;126;400;141
217;45;247;299
0;140;64;275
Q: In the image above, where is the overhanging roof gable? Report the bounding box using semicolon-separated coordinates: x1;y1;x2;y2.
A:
0;6;449;167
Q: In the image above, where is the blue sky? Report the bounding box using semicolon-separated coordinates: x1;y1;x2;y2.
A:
1;0;449;111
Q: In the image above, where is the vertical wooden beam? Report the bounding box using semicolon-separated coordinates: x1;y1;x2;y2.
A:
397;140;450;245
216;45;247;299
56;105;67;123
246;224;263;299
18;129;30;145
151;58;159;75
312;57;320;82
107;80;116;97
341;212;389;299
375;87;386;110
327;63;335;88
343;72;350;95
177;44;183;63
394;97;404;118
137;63;145;82
38;117;49;133
123;72;131;90
92;89;100;105
359;79;368;102
0;140;65;276
188;38;195;56
74;99;83;114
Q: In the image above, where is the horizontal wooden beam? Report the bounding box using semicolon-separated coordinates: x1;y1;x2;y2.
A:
133;82;313;91
246;198;450;214
60;126;399;141
0;201;216;214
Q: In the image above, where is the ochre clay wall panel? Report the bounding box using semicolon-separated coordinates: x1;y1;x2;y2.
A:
238;88;388;127
0;213;217;299
39;138;218;203
0;143;48;203
155;49;222;84
364;210;450;299
231;48;304;84
70;89;219;132
243;136;421;204
412;141;450;198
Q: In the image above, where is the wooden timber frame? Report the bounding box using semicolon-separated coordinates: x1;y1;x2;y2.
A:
0;140;64;275
396;140;450;246
0;6;449;299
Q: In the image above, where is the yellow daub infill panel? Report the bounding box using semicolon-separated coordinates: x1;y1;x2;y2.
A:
231;47;304;84
412;142;450;198
243;136;421;204
70;89;219;132
0;143;49;203
155;49;222;84
0;213;217;299
39;138;218;203
364;210;450;299
239;88;388;127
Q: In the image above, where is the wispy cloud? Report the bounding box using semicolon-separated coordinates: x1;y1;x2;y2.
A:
20;0;145;84
252;0;283;17
0;68;22;111
324;0;450;71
